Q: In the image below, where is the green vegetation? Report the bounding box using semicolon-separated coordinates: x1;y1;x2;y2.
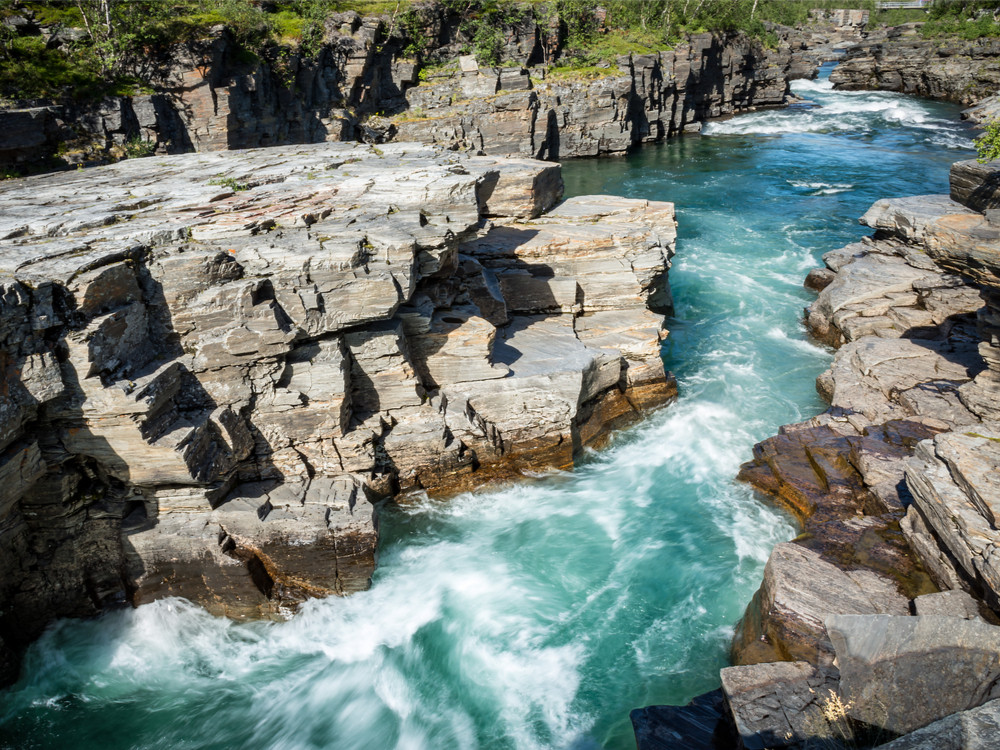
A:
921;0;1000;39
975;118;1000;163
122;135;156;158
546;63;621;80
0;0;342;102
3;0;999;105
207;175;249;190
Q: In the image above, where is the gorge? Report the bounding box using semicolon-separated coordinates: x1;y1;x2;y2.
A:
0;61;987;749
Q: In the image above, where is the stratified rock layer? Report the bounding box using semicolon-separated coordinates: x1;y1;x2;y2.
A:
830;36;1000;105
721;158;1000;750
391;32;789;157
0;141;677;684
0;7;791;170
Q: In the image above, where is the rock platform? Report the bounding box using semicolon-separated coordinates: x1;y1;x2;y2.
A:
0;141;677;684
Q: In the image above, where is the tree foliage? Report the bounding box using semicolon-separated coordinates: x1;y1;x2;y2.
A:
975;119;1000;164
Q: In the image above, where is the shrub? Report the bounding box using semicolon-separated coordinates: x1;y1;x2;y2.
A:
123;135;156;159
975;118;1000;163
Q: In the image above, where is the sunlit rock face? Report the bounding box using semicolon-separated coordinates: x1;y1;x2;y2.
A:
0;141;676;684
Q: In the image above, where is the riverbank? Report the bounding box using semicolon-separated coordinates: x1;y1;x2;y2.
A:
0;142;680;687
633;159;1000;748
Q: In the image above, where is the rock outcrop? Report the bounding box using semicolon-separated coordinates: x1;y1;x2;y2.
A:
828;613;1000;734
713;159;1000;748
768;9;871;81
0;141;677;685
830;35;1000;106
388;33;789;157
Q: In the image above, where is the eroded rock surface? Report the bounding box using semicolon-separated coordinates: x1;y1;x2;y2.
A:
391;32;789;157
0;141;677;684
724;158;1000;750
720;660;840;750
0;7;792;171
828;614;1000;735
873;698;1000;750
830;36;1000;105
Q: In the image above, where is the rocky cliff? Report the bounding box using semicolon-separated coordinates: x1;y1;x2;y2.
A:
0;8;790;171
0;141;677;686
830;33;1000;105
385;32;789;157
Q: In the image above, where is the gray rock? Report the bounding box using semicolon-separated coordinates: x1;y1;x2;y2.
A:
630;690;733;750
720;661;840;749
732;543;908;667
905;425;1000;607
912;589;982;620
830;36;1000;106
873;698;1000;749
827;614;1000;735
0;142;678;681
951;159;1000;213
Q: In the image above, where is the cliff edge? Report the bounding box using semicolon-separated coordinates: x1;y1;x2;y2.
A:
0;141;677;685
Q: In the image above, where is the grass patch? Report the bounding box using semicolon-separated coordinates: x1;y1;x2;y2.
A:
208;176;250;191
0;36;105;100
545;64;624;81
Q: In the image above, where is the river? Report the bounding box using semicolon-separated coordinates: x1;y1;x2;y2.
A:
0;67;976;750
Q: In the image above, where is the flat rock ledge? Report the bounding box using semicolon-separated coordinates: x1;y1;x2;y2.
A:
635;160;1000;749
0;141;678;685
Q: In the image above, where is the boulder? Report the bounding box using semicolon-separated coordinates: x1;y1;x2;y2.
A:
732;543;908;667
950;159;1000;213
827;614;1000;735
720;661;839;749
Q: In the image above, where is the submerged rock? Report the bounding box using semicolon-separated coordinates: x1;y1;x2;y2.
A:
630;689;736;750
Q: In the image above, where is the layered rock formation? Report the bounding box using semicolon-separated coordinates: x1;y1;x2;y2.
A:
723;161;1000;747
0;6;791;171
387;33;789;157
635;159;1000;749
769;9;871;81
830;34;1000;105
0;141;677;685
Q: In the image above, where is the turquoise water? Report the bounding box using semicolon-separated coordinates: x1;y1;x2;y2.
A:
0;69;975;749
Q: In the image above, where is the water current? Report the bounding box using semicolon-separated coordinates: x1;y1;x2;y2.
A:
0;67;977;750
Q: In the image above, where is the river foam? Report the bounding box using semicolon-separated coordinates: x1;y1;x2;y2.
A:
704;76;974;147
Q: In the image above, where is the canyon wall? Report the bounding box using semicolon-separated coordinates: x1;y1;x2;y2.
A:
386;32;788;158
830;33;1000;105
0;141;677;686
0;9;790;171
